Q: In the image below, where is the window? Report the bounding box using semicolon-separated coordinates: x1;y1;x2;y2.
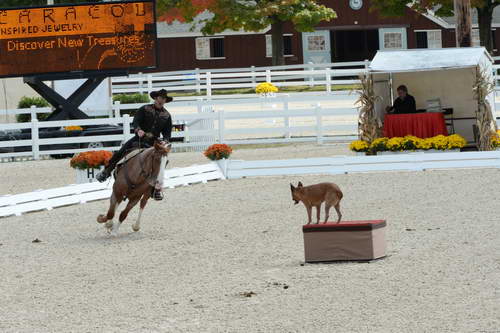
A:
472;29;480;47
266;34;293;57
471;29;497;49
195;37;225;60
383;32;403;49
307;35;326;51
415;30;442;49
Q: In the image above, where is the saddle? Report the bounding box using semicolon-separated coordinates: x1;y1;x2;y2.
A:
116;148;146;168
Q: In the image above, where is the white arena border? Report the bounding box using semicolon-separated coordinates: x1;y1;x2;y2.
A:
2;150;500;218
219;150;500;178
0;162;225;218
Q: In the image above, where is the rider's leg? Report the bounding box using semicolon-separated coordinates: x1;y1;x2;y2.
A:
153;155;169;201
96;137;138;182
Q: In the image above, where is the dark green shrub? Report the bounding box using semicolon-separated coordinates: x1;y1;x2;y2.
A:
16;97;51;122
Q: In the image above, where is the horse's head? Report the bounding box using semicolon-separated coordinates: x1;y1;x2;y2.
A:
153;140;172;156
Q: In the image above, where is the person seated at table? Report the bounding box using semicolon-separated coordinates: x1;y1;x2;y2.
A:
385;85;417;114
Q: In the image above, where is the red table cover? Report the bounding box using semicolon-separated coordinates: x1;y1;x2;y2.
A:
383;113;448;138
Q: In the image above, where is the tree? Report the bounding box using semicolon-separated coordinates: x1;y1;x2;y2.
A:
156;0;337;65
371;0;500;52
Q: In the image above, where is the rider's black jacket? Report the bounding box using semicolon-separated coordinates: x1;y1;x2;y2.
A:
132;104;173;142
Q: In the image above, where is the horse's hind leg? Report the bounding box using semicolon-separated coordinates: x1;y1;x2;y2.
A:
132;194;150;232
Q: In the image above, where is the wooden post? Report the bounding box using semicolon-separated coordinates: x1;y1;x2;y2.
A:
284;95;291;139
123;114;132;141
218;109;225;143
113;101;121;118
32;118;39;160
206;72;212;99
454;0;472;47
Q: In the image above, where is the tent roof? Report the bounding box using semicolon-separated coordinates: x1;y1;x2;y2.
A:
369;47;492;73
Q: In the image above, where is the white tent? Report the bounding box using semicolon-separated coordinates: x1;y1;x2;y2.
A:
368;47;495;142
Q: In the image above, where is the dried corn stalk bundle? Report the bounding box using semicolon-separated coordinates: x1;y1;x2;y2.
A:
474;66;497;151
355;74;382;144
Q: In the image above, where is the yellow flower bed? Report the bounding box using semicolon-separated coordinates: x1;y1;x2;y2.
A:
349;140;369;152
255;82;278;94
490;130;500;148
350;134;467;153
386;137;404;151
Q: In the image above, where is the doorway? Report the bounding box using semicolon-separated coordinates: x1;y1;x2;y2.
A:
331;30;379;62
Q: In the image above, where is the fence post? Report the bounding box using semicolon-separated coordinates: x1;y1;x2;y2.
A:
265;69;271;83
218;109;225;143
30;105;37;121
113;101;121;118
315;102;323;145
206;72;212;99
308;62;314;87
147;74;153;99
284;95;291;139
123;114;131;142
364;59;370;75
325;68;332;93
251;66;256;85
32;118;39;160
138;73;144;95
195;68;201;94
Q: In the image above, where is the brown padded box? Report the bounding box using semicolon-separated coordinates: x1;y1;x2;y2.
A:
303;220;386;262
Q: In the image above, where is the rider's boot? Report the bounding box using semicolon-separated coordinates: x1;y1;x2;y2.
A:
96;168;112;183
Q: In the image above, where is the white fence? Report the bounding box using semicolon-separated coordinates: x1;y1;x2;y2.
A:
111;61;369;97
0;94;359;161
220;151;500;179
112;60;500;97
4;150;500;218
0;162;224;218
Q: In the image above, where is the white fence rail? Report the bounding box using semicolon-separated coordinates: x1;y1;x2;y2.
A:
111;61;369;97
220;151;500;179
4;150;500;218
0;162;224;218
0;94;360;161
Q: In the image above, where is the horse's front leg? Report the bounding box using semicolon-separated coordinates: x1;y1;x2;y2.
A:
113;196;141;235
97;193;122;233
132;192;151;232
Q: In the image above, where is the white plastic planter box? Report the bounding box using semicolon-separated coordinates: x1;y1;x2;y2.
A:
75;166;105;184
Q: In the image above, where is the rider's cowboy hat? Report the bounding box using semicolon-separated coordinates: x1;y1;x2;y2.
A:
150;89;173;103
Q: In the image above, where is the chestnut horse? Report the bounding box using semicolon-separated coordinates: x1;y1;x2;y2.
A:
97;141;171;234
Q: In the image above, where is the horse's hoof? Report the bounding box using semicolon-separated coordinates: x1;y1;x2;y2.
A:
132;225;140;232
97;214;107;223
104;220;113;230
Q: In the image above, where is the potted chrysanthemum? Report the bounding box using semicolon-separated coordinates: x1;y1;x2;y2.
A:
70;150;112;183
255;82;278;98
204;144;233;177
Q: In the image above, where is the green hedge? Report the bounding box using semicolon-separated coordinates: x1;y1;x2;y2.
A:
113;93;150;116
16;97;51;123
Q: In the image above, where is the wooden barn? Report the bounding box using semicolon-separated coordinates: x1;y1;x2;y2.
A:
154;1;500;72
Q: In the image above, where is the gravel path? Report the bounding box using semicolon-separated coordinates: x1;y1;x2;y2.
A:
0;145;499;332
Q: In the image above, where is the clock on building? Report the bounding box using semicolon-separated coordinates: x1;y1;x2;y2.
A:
349;0;363;10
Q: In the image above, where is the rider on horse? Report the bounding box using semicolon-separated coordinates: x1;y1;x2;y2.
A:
96;89;173;201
